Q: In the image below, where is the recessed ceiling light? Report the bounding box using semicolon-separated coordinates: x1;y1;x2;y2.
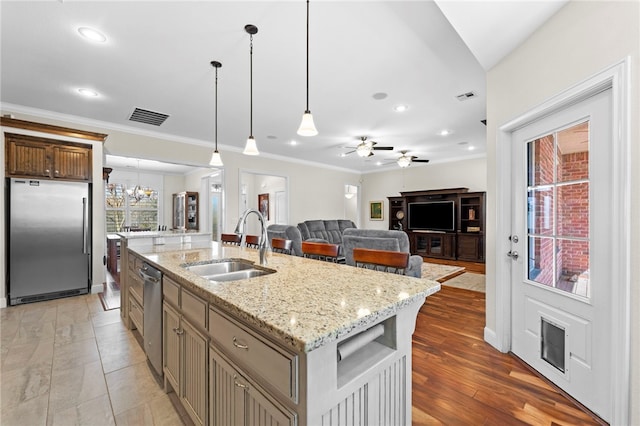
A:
77;27;107;43
340;153;347;158
290;140;298;146
372;92;388;100
394;104;408;112
77;88;99;97
439;130;451;136
468;146;475;151
458;141;468;145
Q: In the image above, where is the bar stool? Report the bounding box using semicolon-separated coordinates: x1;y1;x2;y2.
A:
301;241;342;263
271;238;293;255
245;235;261;248
221;233;241;245
353;247;409;275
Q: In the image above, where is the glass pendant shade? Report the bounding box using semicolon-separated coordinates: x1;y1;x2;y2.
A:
297;111;318;136
397;155;412;168
243;136;259;155
209;150;223;166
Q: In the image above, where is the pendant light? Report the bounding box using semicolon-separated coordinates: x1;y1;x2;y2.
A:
243;24;260;156
297;0;318;136
209;60;224;166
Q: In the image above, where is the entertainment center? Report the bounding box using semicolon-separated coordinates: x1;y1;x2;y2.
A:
388;188;485;263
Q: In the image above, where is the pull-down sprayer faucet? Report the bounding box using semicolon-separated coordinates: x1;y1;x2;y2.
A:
234;208;270;266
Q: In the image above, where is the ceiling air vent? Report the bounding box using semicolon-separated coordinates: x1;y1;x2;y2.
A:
456;91;476;101
128;108;169;126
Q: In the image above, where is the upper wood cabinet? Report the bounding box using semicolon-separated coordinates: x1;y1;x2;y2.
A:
5;133;92;181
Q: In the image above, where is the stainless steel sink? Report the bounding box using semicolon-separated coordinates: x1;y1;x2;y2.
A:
182;260;275;282
206;269;273;282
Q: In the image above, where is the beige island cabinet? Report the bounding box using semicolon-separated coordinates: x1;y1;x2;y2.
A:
123;241;440;426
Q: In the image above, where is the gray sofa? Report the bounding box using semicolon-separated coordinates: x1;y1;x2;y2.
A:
342;228;423;278
267;220;356;257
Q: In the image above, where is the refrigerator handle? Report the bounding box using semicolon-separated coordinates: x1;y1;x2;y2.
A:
82;197;90;255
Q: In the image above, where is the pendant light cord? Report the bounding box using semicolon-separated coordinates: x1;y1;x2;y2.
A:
214;66;218;151
249;33;254;137
305;0;310;112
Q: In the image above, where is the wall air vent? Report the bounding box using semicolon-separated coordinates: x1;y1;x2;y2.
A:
456;91;476;101
128;108;169;126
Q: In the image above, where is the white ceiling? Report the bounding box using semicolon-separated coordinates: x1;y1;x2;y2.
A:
0;1;567;173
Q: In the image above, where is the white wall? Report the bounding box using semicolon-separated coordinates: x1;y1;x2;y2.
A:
361;157;487;229
486;1;639;422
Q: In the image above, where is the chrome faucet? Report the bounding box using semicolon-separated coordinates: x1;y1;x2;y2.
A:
234;208;270;266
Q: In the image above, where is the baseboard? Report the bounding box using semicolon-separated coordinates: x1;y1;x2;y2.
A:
484;326;504;352
91;282;105;294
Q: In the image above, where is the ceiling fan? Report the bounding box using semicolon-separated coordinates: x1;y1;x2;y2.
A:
343;136;394;158
396;150;430;168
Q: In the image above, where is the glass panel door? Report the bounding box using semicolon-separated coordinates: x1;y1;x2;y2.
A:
527;121;590;298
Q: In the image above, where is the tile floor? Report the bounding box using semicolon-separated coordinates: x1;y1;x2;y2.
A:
0;294;190;426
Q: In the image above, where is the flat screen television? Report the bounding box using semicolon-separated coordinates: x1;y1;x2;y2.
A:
408;201;455;231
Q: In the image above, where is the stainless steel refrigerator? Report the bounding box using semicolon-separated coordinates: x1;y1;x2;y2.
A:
7;178;91;305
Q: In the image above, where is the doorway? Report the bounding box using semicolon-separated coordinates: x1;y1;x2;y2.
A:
201;170;224;241
496;60;630;424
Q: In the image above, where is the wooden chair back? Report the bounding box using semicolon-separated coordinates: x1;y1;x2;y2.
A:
353;248;409;275
301;241;341;263
221;233;241;245
271;238;292;255
244;234;261;248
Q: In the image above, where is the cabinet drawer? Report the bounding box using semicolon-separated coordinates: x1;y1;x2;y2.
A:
129;296;144;334
182;288;207;330
129;272;144;303
209;307;298;402
163;276;180;309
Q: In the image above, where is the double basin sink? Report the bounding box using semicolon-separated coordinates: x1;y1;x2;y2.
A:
182;259;276;282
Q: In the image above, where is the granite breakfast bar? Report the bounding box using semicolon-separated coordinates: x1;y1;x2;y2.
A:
122;241;440;426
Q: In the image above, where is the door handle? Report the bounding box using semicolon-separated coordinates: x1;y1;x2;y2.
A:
507;250;519;260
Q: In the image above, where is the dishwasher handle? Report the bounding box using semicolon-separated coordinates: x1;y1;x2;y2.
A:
139;263;161;283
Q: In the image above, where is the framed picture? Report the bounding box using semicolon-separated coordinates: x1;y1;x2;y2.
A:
369;200;383;220
258;193;270;220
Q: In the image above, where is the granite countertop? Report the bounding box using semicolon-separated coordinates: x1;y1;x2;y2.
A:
130;242;440;353
117;230;212;239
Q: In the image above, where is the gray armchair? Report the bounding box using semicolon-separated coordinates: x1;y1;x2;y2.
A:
342;228;423;278
266;224;303;256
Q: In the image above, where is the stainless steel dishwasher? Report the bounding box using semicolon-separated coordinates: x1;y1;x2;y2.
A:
139;262;163;376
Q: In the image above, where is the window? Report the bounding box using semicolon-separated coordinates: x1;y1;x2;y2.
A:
106;182;159;232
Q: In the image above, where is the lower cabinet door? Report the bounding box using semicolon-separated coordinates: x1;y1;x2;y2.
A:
181;319;208;426
209;347;296;426
163;302;181;392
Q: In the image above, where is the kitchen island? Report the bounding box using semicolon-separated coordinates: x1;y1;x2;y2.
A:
124;241;440;426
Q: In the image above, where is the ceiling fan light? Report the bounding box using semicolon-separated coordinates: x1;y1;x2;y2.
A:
243;136;260;155
209;150;224;166
297;111;318;136
356;144;371;157
397;155;412;168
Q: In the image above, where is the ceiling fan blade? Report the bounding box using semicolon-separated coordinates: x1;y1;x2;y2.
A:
343;149;356;155
413;159;430;163
372;146;394;151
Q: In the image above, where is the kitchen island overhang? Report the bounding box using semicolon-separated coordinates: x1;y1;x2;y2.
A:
128;241;440;425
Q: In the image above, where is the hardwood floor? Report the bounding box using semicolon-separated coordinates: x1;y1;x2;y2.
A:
412;286;604;425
